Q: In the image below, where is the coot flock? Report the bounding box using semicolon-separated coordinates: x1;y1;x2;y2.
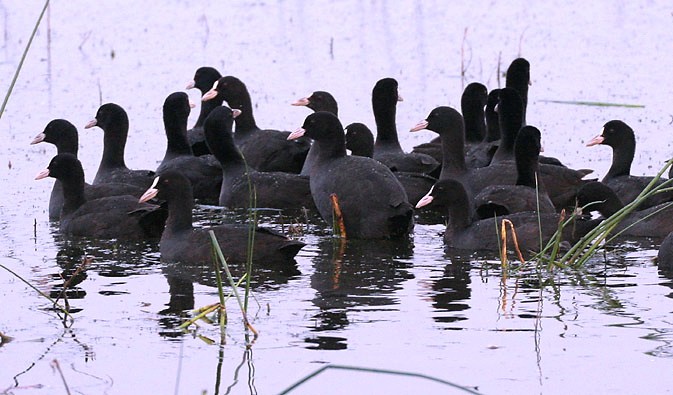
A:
30;59;673;269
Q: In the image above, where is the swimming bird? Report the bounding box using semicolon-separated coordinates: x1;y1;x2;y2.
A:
202;75;310;173
343;122;437;206
416;178;595;254
155;92;222;204
31;119;145;220
371;78;439;175
473;126;556;218
288;111;414;239
139;170;305;265
204;106;314;210
586;120;673;209
85;103;156;189
576;181;673;238
35;153;166;239
185;66;223;156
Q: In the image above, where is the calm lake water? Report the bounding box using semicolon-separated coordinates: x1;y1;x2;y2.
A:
2;1;673;394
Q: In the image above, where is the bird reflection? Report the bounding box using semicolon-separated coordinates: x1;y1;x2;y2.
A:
156;253;301;336
49;246;89;311
428;250;473;325
157;274;195;338
305;237;414;350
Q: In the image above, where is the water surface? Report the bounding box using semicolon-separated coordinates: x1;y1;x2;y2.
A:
1;1;673;394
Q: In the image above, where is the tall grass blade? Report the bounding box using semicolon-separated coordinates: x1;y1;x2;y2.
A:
0;0;50;122
541;157;673;268
534;172;543;253
208;230;258;337
538;99;645;108
242;155;256;313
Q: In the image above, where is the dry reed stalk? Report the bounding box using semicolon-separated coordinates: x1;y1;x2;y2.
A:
330;193;346;239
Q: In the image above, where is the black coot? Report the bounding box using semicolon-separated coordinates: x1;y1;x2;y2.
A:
288;111;414;239
31;119;145;220
505;57;530;125
185;66;223;156
292;90;339;176
345;122;374;157
202;75;310;173
462;82;494;168
490;87;524;165
473;126;556;218
371;78;439;174
576;181;673;238
416;179;594;253
85;103;156;189
138;171;305;265
204;106;314;210
586;120;673;209
35;153;166;239
344;122;436;207
156;92;222;204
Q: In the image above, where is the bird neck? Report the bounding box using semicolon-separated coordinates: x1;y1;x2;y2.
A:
484;108;500;143
194;94;224;128
605;139;635;178
100;123;128;169
164;191;195;233
438;129;467;180
463;104;486;143
228;92;258;136
515;155;541;188
60;175;87;217
315;137;347;162
164;114;192;156
207;119;246;172
373;100;402;152
448;188;473;231
56;134;79;156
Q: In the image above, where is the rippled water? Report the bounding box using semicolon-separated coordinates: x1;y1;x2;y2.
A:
2;1;673;394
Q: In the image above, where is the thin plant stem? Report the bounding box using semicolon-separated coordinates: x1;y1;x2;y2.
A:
208;231;258;337
209;236;228;338
0;262;73;321
541;157;673;268
50;359;71;395
53;256;92;306
330;193;346;238
243;155;256;314
535;173;542;252
0;0;50;122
